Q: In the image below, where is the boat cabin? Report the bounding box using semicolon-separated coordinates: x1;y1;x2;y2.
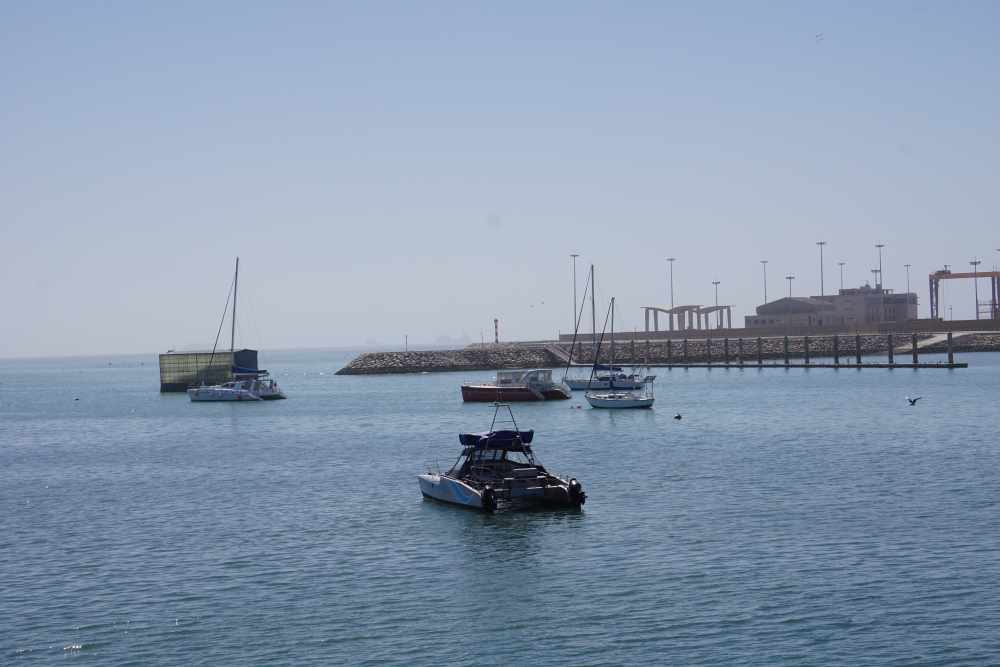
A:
496;369;554;386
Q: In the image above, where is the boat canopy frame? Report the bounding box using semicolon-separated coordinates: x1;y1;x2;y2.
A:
449;403;542;473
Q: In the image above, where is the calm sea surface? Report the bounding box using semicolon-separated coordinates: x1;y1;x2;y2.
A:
3;349;1000;665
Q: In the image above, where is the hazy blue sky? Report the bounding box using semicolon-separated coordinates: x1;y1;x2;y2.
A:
2;2;998;357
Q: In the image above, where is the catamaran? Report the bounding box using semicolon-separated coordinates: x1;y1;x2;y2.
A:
418;403;586;512
188;257;287;402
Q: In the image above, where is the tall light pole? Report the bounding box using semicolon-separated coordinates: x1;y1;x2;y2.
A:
760;260;768;303
875;243;885;288
816;241;827;296
971;259;982;319
786;274;794;297
904;263;911;294
667;257;676;309
712;280;720;328
570;253;579;332
837;261;846;290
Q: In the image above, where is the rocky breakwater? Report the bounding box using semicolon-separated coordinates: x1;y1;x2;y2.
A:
336;345;563;375
918;332;1000;354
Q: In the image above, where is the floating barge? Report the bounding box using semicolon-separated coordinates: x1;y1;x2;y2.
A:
158;348;259;392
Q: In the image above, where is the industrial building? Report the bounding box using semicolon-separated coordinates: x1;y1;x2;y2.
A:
158;349;259;392
745;284;918;329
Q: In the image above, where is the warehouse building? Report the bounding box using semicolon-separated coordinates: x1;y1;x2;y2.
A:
746;284;918;329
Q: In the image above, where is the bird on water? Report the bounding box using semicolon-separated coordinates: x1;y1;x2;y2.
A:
906;396;922;406
674;413;682;420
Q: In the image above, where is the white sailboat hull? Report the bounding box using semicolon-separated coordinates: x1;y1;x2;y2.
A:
187;387;261;402
585;392;655;409
418;474;483;509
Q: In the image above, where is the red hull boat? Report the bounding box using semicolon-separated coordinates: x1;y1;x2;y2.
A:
460;369;572;403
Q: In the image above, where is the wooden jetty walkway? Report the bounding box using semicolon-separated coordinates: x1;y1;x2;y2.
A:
644;332;966;369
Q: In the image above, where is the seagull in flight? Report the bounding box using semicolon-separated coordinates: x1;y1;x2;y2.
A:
906;396;922;406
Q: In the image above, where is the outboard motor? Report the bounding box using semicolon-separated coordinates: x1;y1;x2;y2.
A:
481;485;497;513
568;478;586;506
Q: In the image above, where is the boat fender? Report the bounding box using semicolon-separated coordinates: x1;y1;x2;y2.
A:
481;486;497;513
568;478;586;506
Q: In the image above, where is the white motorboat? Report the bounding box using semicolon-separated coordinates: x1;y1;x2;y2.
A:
188;379;261;402
418;404;586;512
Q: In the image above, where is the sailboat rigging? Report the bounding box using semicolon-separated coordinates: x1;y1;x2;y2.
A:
188;258;287;402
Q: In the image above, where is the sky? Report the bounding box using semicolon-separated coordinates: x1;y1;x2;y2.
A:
2;1;998;357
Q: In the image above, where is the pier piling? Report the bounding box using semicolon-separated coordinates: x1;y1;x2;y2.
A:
947;332;954;364
912;333;918;364
723;338;730;364
683;338;689;362
855;334;862;365
833;335;840;365
783;336;790;366
738;338;744;366
666;339;672;363
707;338;712;364
804;336;810;365
887;334;894;365
757;337;763;366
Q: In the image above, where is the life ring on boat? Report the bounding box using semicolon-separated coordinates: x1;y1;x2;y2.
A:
481;485;497;513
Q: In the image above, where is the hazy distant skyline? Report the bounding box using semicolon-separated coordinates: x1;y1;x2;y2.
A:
2;2;998;357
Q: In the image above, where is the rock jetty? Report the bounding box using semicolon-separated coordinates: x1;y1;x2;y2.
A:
335;345;563;375
337;332;1000;375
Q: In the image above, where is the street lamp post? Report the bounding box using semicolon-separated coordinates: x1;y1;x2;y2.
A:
875;243;885;288
971;259;982;319
904;263;911;294
837;261;846;291
570;254;579;333
817;241;827;296
761;260;768;303
712;280;720;328
786;275;794;297
667;257;676;310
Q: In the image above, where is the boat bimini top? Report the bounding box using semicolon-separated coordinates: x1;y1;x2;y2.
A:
459;429;534;451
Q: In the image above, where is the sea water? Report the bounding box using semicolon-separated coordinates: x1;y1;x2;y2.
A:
2;350;1000;665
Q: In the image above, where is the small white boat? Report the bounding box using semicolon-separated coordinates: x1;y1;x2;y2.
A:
188;380;261;402
585;387;654;409
583;297;656;409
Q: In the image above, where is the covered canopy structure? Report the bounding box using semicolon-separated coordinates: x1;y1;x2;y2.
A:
642;304;733;332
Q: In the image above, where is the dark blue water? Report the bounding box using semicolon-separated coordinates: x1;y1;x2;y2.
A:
3;350;1000;665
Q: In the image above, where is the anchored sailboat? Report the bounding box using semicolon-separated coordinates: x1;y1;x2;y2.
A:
188;258;286;402
584;297;655;409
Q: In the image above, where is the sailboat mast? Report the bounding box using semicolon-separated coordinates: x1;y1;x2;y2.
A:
590;265;597;359
230;257;239;355
610;297;615;369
